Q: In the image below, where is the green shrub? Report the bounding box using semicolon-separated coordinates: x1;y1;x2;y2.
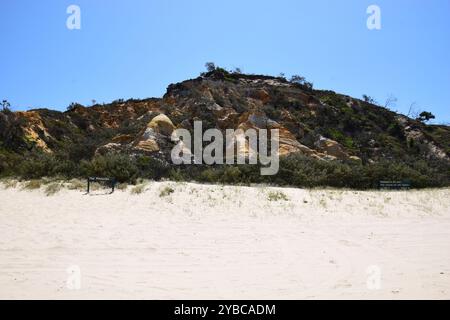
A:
199;168;220;183
135;155;169;180
0;142;448;190
220;166;242;184
85;153;138;182
168;168;186;182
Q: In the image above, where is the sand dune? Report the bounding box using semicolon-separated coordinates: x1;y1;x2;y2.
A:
0;181;449;299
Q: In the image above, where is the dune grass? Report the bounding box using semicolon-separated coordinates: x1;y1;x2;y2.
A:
22;180;42;190
67;178;86;191
117;183;128;191
159;186;175;197
0;178;18;189
131;184;146;195
44;182;62;196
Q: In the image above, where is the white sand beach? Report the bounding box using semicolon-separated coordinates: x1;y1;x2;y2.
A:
0;181;449;299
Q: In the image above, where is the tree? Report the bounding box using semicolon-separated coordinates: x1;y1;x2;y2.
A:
417;111;435;123
205;62;216;72
0;100;25;149
303;81;314;90
290;75;313;90
384;94;397;109
1;99;11;113
233;67;242;74
66;102;83;112
407;102;418;119
362;94;376;104
290;75;306;84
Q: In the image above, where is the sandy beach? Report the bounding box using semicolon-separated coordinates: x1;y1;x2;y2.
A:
0;181;449;299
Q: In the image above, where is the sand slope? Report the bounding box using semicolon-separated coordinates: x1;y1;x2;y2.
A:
0;182;449;299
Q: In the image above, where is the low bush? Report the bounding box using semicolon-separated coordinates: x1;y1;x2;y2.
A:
0;149;448;189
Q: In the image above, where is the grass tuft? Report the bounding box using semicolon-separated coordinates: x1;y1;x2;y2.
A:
117;183;128;191
267;190;289;202
1;179;18;189
22;180;42;190
131;184;146;195
67;179;85;191
159;186;175;197
45;182;62;196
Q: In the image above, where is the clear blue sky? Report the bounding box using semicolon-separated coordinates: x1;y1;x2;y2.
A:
1;0;449;122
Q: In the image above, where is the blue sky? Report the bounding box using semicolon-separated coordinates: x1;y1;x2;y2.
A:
1;0;449;122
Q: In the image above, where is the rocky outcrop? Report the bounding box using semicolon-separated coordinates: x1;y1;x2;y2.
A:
223;112;342;161
95;134;135;155
95;115;176;156
1;69;448;172
132;114;175;153
313;136;362;162
314;136;348;160
397;116;449;160
95;142;126;155
16;111;53;153
111;134;134;144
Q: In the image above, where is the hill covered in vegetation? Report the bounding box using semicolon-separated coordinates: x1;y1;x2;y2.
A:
1;66;449;188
